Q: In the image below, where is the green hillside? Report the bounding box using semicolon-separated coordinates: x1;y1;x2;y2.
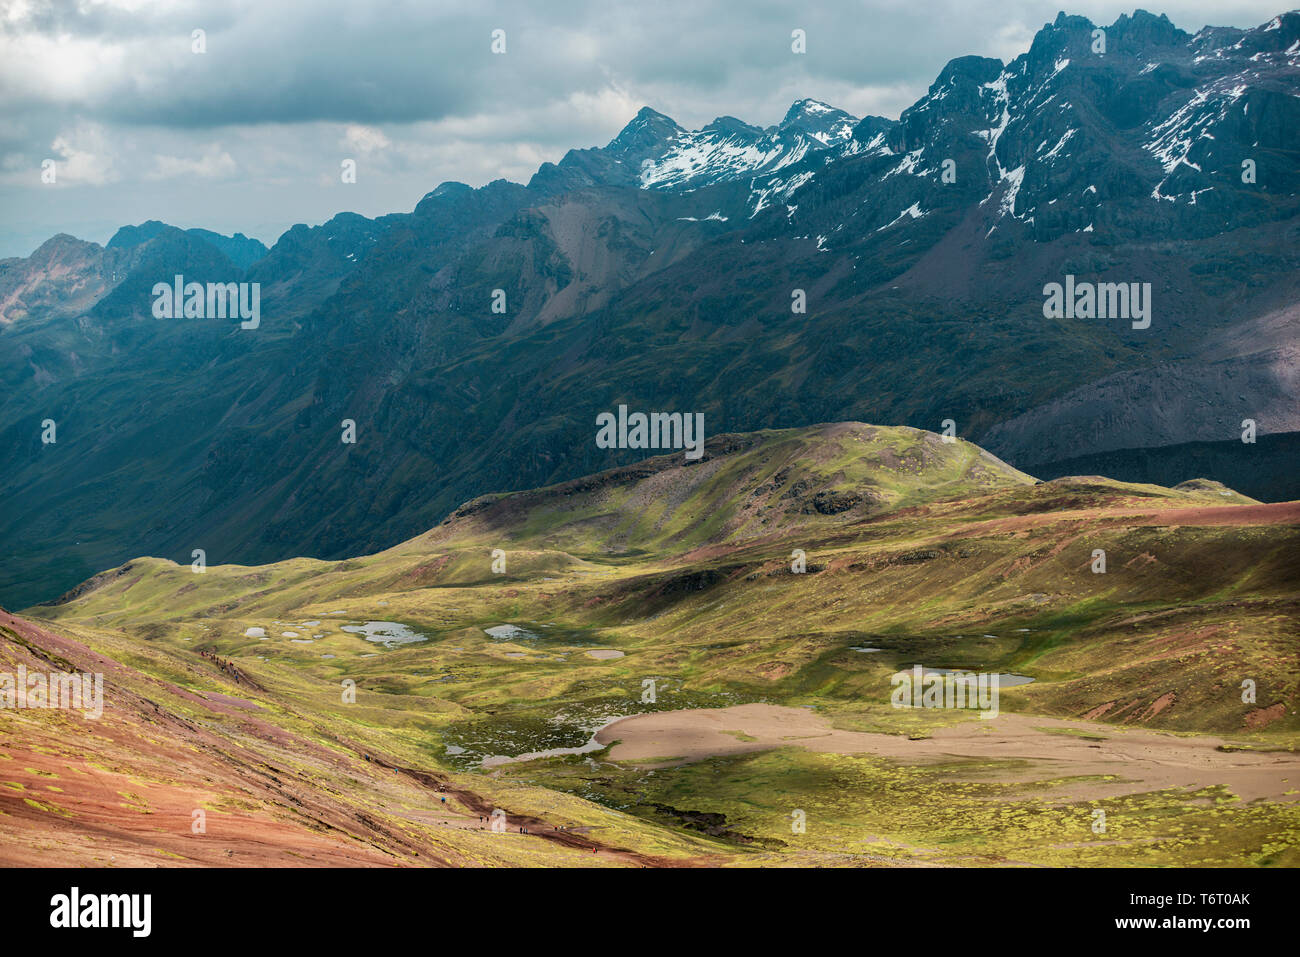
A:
10;423;1299;867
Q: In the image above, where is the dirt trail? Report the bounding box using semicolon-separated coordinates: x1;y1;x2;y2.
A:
597;704;1300;801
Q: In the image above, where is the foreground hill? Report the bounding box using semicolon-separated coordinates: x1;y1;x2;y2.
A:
7;424;1298;866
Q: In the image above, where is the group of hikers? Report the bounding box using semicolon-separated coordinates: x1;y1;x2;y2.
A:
476;814;520;830
473;815;535;836
469;815;597;851
196;648;252;686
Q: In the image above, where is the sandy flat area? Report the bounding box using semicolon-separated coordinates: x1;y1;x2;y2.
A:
595;703;1300;801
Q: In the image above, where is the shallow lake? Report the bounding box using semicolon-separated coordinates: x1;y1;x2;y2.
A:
485;624;542;642
340;621;428;647
484;622;603;646
913;666;1035;687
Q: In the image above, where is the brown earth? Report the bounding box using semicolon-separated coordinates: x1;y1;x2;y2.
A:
596;703;1300;802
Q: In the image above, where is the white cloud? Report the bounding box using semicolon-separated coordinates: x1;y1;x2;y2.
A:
48;123;118;185
148;147;238;180
343;125;391;153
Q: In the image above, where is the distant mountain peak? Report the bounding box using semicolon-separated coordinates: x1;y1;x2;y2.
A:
930;54;1004;93
781;98;838;123
425;181;472;200
777;98;858;145
703;115;763;136
106;220;173;250
605;107;685;155
632;97;861;202
104;220;267;269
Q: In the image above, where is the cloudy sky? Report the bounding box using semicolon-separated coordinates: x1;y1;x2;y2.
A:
0;0;1286;258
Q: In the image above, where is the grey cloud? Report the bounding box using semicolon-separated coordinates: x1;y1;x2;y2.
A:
0;0;1288;257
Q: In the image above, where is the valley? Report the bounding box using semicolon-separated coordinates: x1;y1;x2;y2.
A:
3;423;1296;867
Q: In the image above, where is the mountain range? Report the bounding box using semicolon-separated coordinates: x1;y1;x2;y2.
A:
2;8;1298;608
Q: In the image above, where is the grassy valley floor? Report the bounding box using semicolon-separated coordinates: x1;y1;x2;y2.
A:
4;424;1298;866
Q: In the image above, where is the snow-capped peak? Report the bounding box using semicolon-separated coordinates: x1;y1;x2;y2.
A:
636;99;861;205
